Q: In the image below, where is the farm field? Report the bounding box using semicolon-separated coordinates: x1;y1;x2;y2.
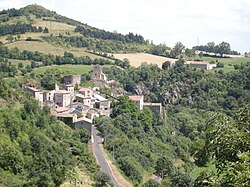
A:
33;64;93;75
202;56;250;72
33;20;76;35
6;40;102;59
112;53;177;67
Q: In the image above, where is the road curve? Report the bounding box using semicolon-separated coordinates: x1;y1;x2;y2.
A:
92;126;121;187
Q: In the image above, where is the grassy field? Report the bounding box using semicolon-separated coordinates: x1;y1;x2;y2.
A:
33;64;93;75
113;53;177;68
190;161;216;179
187;55;250;72
6;40;102;59
33;20;76;35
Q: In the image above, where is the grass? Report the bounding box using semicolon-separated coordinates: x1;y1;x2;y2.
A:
33;64;93;75
190;161;216;179
113;52;177;68
6;40;102;59
186;55;250;72
33;19;76;35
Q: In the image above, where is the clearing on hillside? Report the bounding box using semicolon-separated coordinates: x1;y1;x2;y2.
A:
6;40;102;59
33;20;76;35
112;53;177;68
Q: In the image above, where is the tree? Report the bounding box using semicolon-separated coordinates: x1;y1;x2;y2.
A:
17;34;21;40
162;61;171;70
198;52;203;60
194;105;250;186
170;42;185;58
217;41;231;56
185;48;195;57
142;179;160;187
17;62;23;69
6;35;14;43
94;171;114;187
31;61;36;69
155;157;173;179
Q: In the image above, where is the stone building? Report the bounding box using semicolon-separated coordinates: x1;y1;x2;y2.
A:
129;95;144;111
63;75;81;86
91;65;107;81
189;62;217;70
54;90;71;107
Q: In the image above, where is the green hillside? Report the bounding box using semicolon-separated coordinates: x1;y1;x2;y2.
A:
0;4;249;187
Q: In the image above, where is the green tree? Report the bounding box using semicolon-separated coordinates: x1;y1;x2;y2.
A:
142;179;160;187
217;41;231;56
6;35;14;43
162;61;171;70
155;157;173;179
194;105;250;186
94;171;114;187
17;62;23;69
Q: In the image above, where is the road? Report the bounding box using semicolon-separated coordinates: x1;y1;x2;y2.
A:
92;126;121;187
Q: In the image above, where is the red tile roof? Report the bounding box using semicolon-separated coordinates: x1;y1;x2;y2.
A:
190;61;208;65
55;107;70;113
87;110;97;115
79;88;92;92
129;95;143;101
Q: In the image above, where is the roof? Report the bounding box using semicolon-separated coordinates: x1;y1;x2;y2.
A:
54;90;70;94
75;117;92;123
87;109;97;115
93;94;107;101
143;102;161;106
75;94;91;99
129;95;143;101
27;86;39;92
190;61;208;65
79;88;92;92
55;107;70;113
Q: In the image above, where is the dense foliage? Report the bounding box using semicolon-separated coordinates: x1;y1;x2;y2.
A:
75;26;146;44
193;41;240;56
0;23;47;36
96;96;193;186
101;62;250;185
0;43;112;67
43;35;151;53
0;80;98;186
194;105;250;186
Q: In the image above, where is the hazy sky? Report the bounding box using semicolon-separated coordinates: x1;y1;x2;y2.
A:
1;0;250;53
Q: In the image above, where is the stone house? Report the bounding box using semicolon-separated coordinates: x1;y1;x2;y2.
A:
143;102;162;114
86;109;99;121
93;94;111;110
79;88;93;97
54;90;71;107
189;61;217;70
129;95;144;111
75;94;92;107
91;65;107;81
23;86;43;104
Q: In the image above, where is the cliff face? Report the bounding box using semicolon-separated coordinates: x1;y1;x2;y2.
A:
161;82;192;106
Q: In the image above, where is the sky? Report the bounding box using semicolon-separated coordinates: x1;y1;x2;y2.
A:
0;0;250;53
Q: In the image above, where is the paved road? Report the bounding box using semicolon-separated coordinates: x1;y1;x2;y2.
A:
92;126;121;187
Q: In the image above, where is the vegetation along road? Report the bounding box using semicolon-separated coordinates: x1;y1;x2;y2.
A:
92;126;121;187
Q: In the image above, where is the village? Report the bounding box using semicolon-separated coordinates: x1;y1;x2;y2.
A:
23;65;162;132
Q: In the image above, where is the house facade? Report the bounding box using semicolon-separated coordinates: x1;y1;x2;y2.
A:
91;65;108;81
